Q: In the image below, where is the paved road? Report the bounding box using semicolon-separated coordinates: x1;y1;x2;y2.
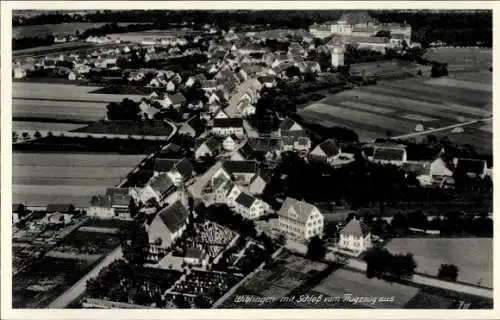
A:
389;117;492;140
47;246;123;309
285;241;493;299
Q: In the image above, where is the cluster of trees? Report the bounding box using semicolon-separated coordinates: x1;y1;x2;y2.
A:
382;209;492;238
13;35;56;50
120;222;149;265
290;113;359;144
364;247;417;279
371;10;492;48
264;152;408;209
79;22;154;39
251;78;348;133
106;98;141;121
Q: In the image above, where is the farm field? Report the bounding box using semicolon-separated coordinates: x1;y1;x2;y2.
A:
13;121;86;132
13;82;147;122
423;47;492;71
73;120;175;136
13;41;99;57
13;22;145;39
384;238;493;288
13;82;147;103
13;152;145;207
298;73;492;154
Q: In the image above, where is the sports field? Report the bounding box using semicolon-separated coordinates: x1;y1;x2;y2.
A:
12;152;145;207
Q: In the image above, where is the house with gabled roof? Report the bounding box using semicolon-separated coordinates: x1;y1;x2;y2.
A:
139;174;176;205
402;147;452;186
160;93;187;109
371;145;407;166
338;218;372;252
178;115;205;138
194;136;222;160
87;188;132;219
309;139;341;165
186;73;208;87
453;158;488;179
279;118;303;133
276;197;324;240
147;200;189;248
232;191;266;220
154;157;194;186
281;130;312;153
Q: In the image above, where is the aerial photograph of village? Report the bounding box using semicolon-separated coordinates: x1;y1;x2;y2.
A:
10;8;492;310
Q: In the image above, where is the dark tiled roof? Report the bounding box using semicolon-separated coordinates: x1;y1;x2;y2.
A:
222;160;258;174
182;115;205;136
169;93;186;105
402;162;431;176
202;136;222;152
281;130;309;140
149;174;175;197
373;147;405;162
278;197;318;223
339;219;371;237
455;158;487;175
247;137;282;152
158;200;189;233
235;192;256;208
213;118;243;128
318;139;340;157
154;158;178;172
174;158;195;179
279;118;298;131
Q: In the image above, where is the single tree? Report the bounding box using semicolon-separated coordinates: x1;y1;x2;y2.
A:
437;264;459;282
306;236;326;261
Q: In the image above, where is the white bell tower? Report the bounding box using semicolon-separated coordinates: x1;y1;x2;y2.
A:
331;46;345;68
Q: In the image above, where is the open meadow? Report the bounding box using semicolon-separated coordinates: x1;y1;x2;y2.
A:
13;22;145;39
384;238;493;288
298;69;492;154
13;82;147;123
13;152;145;207
423;47;492;72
